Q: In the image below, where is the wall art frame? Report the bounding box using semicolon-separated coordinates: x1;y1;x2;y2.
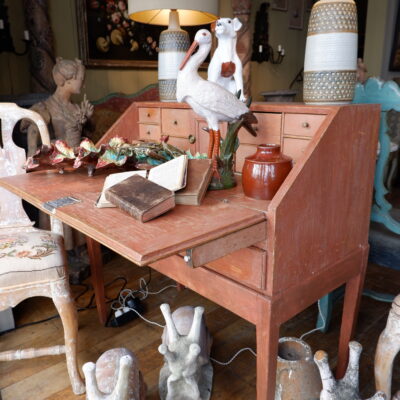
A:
390;4;400;71
288;0;305;30
271;0;288;11
75;0;209;69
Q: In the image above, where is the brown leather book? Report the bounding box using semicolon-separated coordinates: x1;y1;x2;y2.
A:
175;159;213;206
105;175;175;222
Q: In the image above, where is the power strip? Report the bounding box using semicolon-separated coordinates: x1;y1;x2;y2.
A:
108;297;144;327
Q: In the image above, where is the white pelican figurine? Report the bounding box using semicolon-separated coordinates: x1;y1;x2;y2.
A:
177;29;256;173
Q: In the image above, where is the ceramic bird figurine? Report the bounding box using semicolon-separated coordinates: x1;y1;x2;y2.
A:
177;29;257;174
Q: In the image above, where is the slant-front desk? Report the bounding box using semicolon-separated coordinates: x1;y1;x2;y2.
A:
0;102;380;399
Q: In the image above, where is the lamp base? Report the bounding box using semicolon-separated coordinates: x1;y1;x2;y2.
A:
158;28;190;102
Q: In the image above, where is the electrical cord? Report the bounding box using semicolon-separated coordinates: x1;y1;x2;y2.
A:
0;275;131;336
111;284;258;366
299;299;326;340
1;266;257;368
210;347;257;366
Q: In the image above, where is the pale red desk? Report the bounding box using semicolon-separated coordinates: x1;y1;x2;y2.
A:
0;103;380;399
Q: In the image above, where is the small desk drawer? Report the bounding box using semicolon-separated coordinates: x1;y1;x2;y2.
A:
138;107;160;124
205;246;266;290
238;112;281;145
282;137;311;162
283;113;325;138
139;124;161;141
162;109;191;137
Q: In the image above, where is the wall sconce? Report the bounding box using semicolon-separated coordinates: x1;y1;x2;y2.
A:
0;1;31;56
251;2;285;65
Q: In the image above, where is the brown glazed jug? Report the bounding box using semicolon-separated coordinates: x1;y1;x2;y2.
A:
242;144;292;200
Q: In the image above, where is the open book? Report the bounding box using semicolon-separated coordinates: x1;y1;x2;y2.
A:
96;155;188;208
148;155;187;191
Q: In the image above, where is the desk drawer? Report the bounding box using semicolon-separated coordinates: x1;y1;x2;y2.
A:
238;112;281;145
282;137;311;162
138;107;160;124
139;124;161;141
283;113;325;138
205;246;266;290
162;109;191;137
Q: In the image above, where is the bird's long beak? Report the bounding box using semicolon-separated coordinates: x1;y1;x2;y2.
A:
179;40;199;70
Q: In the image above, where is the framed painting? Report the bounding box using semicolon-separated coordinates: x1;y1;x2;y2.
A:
76;0;210;68
288;0;305;30
390;5;400;71
271;0;288;11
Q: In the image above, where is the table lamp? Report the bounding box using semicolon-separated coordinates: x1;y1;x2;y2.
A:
128;0;219;102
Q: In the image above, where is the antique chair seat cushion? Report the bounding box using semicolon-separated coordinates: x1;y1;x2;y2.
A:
0;230;67;288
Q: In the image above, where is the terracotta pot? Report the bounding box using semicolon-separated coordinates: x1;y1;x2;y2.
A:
275;337;322;400
242;144;292;200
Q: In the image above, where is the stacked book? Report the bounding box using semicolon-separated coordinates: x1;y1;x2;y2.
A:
97;156;213;222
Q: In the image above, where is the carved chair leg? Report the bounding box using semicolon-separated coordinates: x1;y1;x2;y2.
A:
52;281;85;395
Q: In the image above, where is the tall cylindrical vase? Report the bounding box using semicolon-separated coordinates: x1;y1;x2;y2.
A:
303;0;358;105
158;11;190;102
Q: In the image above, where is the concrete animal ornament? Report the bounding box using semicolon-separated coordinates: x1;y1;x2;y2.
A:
208;18;245;101
158;304;213;400
82;348;146;400
314;341;386;400
375;294;400;399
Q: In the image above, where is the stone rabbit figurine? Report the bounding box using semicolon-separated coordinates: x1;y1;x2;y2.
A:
82;348;146;400
314;341;386;400
158;304;213;400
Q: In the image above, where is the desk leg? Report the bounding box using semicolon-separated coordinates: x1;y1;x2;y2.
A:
86;237;108;326
336;251;368;379
256;298;279;400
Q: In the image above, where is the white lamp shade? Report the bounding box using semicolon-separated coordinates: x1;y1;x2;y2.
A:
128;0;219;26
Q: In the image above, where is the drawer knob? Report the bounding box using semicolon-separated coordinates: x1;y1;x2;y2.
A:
174;120;178;125
302;122;310;128
147;113;150;118
146;130;151;135
188;134;196;144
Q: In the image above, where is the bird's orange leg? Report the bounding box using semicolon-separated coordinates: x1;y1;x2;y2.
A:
212;129;221;177
207;129;214;159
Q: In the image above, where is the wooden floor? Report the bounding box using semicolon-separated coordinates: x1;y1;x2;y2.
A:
0;255;399;399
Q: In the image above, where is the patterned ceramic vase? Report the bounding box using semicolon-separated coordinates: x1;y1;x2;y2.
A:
275;337;322;399
242;144;292;200
303;0;358;105
158;11;190;102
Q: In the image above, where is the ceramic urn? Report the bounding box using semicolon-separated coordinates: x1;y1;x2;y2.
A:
303;0;358;104
242;144;292;200
276;337;322;399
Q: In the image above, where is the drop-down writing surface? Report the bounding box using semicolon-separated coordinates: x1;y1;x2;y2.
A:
0;169;267;266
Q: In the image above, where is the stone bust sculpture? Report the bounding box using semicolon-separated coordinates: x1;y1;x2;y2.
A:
23;57;93;156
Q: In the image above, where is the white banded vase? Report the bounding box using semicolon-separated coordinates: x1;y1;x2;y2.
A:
158;10;190;102
303;0;358;105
